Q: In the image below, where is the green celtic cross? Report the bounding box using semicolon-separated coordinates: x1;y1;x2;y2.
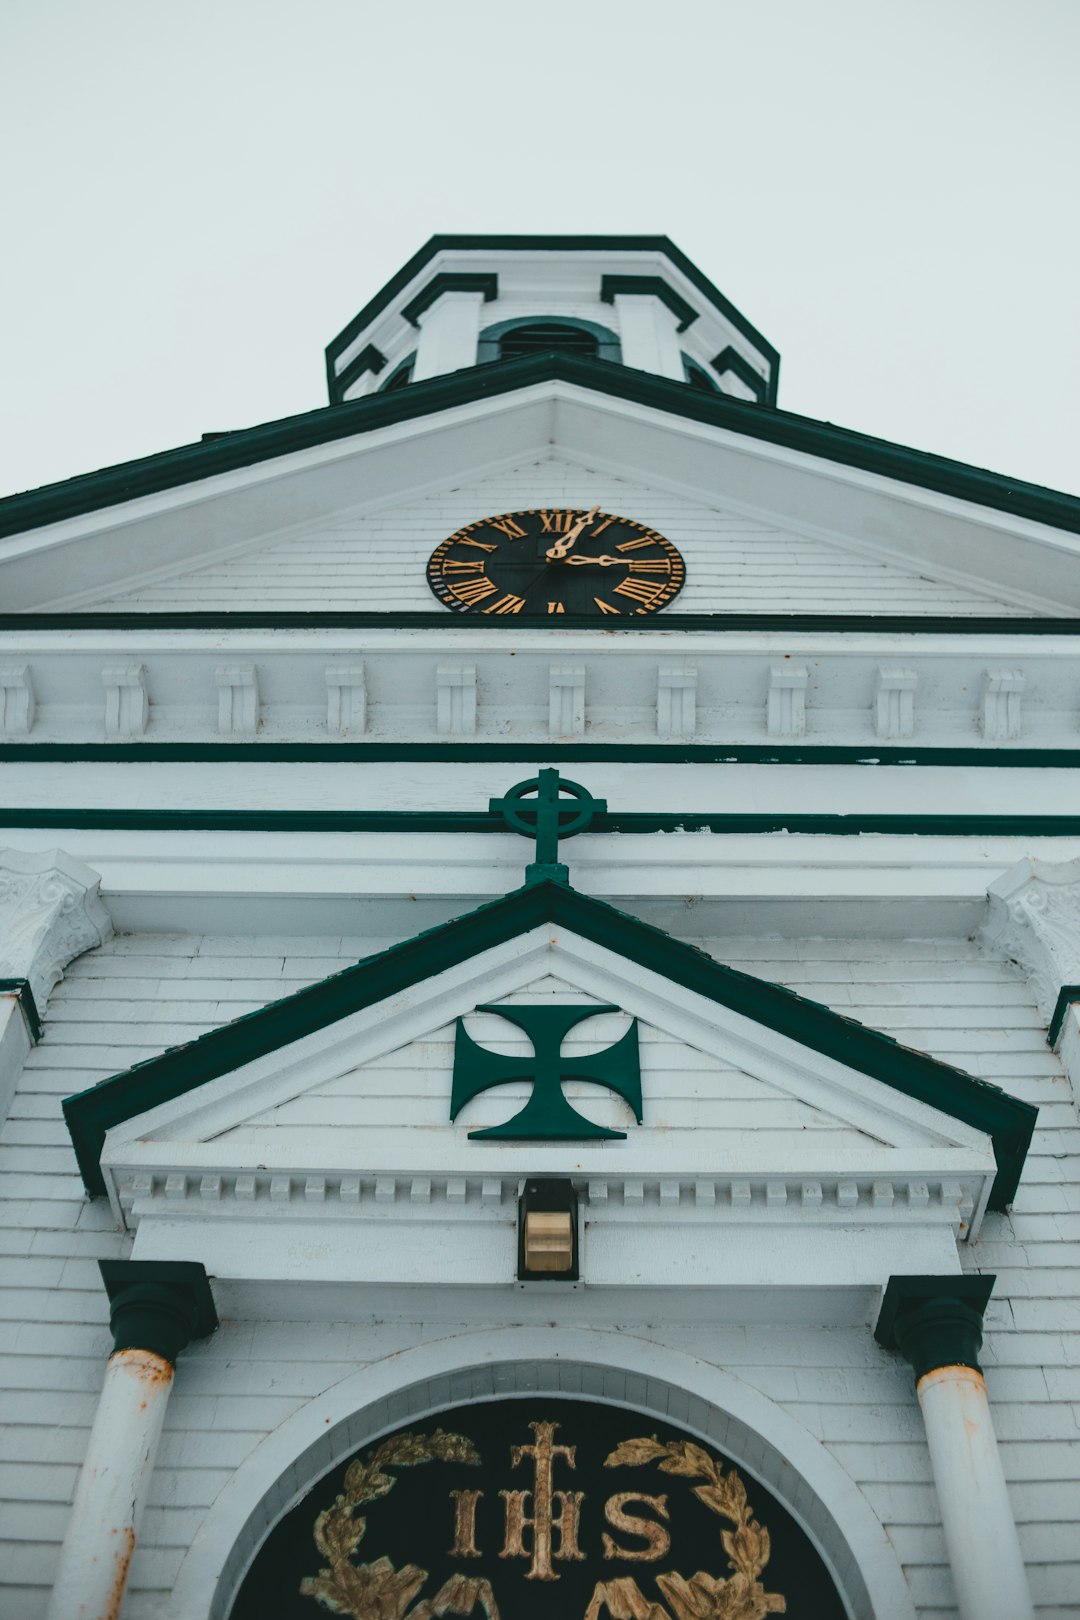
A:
450;1003;642;1141
489;769;606;884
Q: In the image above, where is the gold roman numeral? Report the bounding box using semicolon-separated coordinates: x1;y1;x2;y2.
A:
548;601;566;614
540;510;573;533
591;515;617;536
628;559;671;574
484;593;526;615
615;536;656;552
442;560;486;574
457;538;498;552
450;577;499;606
488;516;527;539
594;598;620;615
612;578;662;605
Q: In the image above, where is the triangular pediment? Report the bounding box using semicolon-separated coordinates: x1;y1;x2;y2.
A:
61;453;1029;617
67;882;1032;1226
4;362;1078;615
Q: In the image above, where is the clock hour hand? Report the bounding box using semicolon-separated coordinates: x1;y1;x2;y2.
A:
560;553;629;567
544;504;599;560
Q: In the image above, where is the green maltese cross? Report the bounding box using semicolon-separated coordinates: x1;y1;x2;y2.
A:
450;1003;643;1141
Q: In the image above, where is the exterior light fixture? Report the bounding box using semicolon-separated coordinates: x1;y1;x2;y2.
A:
518;1178;579;1280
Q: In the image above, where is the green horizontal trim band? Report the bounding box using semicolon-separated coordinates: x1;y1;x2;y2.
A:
1047;984;1080;1046
0;978;43;1042
4;809;1080;837
4;742;1080;766
4;350;1077;542
5;610;1079;634
63;877;1035;1208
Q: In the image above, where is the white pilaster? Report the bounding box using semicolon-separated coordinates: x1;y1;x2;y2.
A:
412;292;485;381
916;1366;1034;1620
0;664;35;733
216;664;259;735
325;665;366;734
437;663;477;736
657;664;697;739
875;666;917;739
767;665;808;738
102;663;149;738
0;848;112;1123
982;857;1080;1025
549;665;585;737
46;1349;176;1620
613;294;684;379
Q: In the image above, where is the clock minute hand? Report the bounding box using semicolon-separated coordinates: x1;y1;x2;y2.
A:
545;504;600;560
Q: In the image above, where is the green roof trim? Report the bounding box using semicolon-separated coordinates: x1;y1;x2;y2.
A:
1;351;1078;541
323;234;779;399
0;977;43;1042
5;612;1080;634
63;878;1035;1209
599;274;699;332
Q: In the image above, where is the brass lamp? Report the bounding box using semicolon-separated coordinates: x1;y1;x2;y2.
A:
518;1178;579;1281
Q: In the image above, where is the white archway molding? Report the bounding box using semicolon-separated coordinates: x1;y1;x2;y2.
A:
166;1325;915;1620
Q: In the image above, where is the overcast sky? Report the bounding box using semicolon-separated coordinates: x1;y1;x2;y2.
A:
1;0;1077;502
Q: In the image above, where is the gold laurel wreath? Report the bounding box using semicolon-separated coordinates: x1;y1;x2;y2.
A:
301;1428;501;1620
587;1436;787;1620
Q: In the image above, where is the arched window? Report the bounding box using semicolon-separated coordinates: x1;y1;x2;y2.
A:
379;353;416;392
682;355;719;393
477;317;622;367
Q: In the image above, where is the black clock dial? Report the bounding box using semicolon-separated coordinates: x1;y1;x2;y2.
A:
426;507;686;618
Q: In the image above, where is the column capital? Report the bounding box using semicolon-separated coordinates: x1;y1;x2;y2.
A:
875;1274;995;1382
982;856;1080;1026
100;1260;218;1366
0;847;112;1017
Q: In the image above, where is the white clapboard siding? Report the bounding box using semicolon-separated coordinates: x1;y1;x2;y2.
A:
78;456;1030;616
1;931;1077;1618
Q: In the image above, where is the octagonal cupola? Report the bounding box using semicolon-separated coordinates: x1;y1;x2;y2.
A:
325;234;779;406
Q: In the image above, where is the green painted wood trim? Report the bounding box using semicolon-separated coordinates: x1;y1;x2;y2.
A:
5;808;1080;837
1047;984;1080;1046
875;1274;996;1378
711;345;769;404
63;877;1035;1208
99;1260;217;1360
400;272;498;328
0;977;43;1041
4;352;1078;541
328;342;387;404
600;274;699;333
6;741;1080;766
322;234;780;392
5;611;1080;633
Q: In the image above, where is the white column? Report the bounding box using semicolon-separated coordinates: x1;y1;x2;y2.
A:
413;291;486;380
612;294;683;379
916;1364;1033;1620
46;1349;175;1620
47;1262;216;1620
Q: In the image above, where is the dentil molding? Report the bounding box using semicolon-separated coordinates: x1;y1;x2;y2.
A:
983;857;1080;1023
0;847;113;1012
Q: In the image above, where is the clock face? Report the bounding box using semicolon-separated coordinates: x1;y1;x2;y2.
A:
426;507;686;618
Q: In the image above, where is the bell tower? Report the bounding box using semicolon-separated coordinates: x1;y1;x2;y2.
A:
324;233;779;406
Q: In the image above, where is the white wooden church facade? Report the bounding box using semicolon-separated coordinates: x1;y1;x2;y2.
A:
0;236;1078;1619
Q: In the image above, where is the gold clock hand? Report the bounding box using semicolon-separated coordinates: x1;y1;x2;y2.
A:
561;553;629;567
544;505;599;560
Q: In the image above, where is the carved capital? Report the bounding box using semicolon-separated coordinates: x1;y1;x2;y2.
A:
983;858;1080;1023
0;849;112;1012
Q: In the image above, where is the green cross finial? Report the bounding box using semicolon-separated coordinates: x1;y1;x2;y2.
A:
450;1003;642;1140
489;770;606;884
